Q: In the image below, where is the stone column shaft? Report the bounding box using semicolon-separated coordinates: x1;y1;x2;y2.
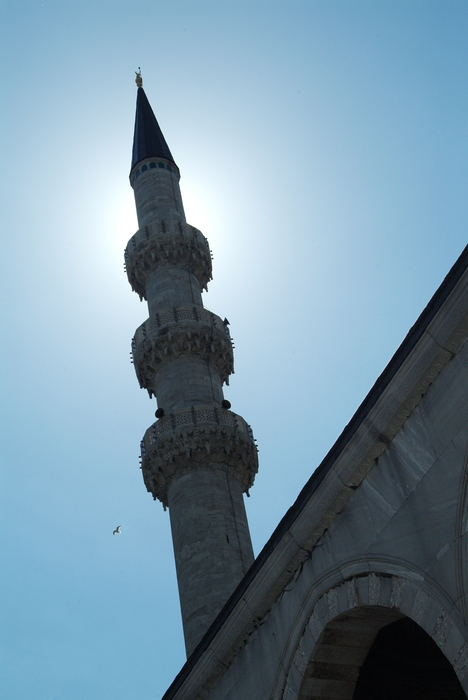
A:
168;469;254;652
133;157;186;227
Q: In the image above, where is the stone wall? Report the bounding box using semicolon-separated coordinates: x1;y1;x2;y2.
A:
160;252;468;699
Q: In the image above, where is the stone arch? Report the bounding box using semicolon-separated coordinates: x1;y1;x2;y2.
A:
281;573;468;700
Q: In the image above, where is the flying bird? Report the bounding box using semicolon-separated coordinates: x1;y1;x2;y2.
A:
113;526;121;535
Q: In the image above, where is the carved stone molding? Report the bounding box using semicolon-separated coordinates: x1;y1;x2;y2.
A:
281;572;468;700
140;405;258;506
132;306;234;390
124;220;212;299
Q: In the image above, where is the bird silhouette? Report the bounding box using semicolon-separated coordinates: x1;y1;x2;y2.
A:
113;526;121;535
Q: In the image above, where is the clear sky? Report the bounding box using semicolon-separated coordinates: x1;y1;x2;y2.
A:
1;1;467;698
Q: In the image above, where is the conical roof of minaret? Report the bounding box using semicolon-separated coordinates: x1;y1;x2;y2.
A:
131;86;177;171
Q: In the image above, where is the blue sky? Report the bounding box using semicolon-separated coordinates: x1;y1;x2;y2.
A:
1;1;467;698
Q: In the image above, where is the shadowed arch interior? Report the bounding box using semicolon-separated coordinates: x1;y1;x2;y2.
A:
353;617;465;699
298;607;465;700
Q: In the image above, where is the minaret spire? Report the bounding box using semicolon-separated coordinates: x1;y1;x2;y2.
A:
124;82;258;655
131;80;177;173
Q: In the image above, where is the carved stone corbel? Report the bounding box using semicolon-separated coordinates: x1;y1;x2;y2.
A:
132;306;234;389
124;220;213;299
140;405;259;506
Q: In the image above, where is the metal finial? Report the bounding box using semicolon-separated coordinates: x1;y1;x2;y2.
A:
135;68;142;88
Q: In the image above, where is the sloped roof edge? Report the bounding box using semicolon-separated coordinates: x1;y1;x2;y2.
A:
163;243;468;699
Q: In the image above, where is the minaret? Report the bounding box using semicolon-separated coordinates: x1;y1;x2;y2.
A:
125;73;259;656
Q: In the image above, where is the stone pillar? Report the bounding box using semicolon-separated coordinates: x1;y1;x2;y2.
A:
125;125;258;655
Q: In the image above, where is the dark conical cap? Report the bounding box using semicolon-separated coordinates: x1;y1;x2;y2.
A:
131;87;177;172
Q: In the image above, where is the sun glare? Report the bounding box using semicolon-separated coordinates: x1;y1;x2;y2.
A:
181;182;213;236
114;189;139;250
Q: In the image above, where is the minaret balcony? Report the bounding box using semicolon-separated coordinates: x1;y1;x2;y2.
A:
124;220;212;300
139;405;258;507
131;306;234;391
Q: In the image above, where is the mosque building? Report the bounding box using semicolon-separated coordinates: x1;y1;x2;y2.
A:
124;73;468;699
